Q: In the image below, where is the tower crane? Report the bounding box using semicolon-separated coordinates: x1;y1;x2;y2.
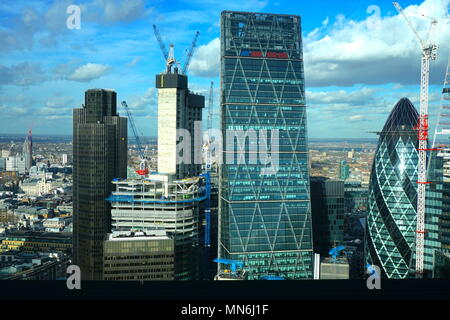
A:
393;2;438;277
121;101;148;176
152;24;168;61
200;171;211;247
205;81;214;172
153;24;175;73
152;24;199;74
182;31;200;74
201;81;214;247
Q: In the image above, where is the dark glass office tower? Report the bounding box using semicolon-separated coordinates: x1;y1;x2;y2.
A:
366;98;419;279
310;177;344;256
219;11;313;279
73;89;127;280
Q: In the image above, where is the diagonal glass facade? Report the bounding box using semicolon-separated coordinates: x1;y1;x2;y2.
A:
366;98;419;279
425;150;444;276
219;11;313;280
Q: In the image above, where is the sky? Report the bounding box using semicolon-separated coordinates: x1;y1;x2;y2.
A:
0;0;448;139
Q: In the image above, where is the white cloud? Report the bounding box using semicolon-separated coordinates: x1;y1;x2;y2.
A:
0;62;46;86
126;57;142;67
123;88;157;116
82;0;153;24
304;0;450;87
348;115;365;121
0;105;29;117
67;63;111;82
177;0;268;12
307;88;378;105
189;38;220;77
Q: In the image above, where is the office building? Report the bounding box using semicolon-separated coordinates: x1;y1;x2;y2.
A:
310;177;345;256
0;252;70;280
433;251;450;278
319;257;350;280
423;150;445;277
107;174;203;280
200;173;219;280
219;11;313;279
0;158;5;172
72;88;127;280
1;150;10;158
0;231;72;254
344;181;368;213
62;154;68;166
156;71;204;179
348;149;355;159
19;176;61;196
6;156;26;174
366;98;419;279
434;148;450;255
339;160;350;180
103;231;174;281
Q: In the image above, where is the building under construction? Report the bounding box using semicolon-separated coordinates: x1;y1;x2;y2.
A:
107;174;205;280
106;28;206;280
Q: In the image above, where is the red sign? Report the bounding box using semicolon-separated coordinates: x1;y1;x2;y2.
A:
240;50;288;59
266;51;288;59
250;51;262;57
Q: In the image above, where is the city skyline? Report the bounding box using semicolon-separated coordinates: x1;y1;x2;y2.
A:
0;0;448;139
1;1;450;306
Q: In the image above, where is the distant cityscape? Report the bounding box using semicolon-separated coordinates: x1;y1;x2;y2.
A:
0;134;373;280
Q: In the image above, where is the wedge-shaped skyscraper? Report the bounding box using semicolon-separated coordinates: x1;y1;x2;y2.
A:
218;11;313;280
366;98;419;279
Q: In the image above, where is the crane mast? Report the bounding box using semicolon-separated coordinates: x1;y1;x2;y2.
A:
202;81;214;247
393;2;438;277
182;31;200;74
121;100;148;176
205;81;214;171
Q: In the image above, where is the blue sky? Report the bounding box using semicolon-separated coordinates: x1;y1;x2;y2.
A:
0;0;448;138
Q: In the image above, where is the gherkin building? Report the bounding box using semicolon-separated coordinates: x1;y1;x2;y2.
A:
366;98;419;279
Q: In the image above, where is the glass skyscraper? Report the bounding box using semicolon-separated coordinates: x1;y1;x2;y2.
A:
218;11;313;280
310;177;344;256
422;147;450;278
73;89;127;280
366;98;419;279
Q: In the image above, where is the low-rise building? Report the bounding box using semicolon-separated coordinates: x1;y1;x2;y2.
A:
103;231;175;281
19;177;63;196
0;251;69;280
319;257;350;280
0;231;72;254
